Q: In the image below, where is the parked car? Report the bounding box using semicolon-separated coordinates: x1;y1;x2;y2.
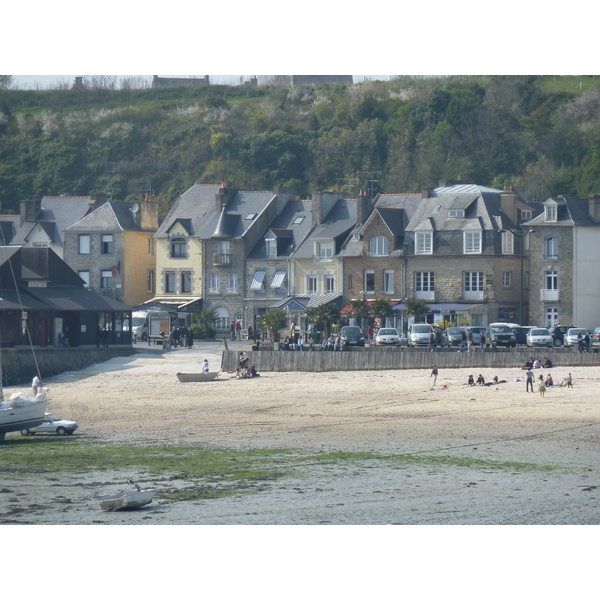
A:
548;326;570;347
485;324;517;348
512;326;532;346
340;326;365;347
407;323;434;347
375;327;401;346
467;326;486;345
443;327;464;347
21;412;78;436
591;327;600;349
564;328;588;348
526;327;553;348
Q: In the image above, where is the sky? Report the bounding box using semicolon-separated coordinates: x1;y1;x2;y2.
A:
5;3;598;89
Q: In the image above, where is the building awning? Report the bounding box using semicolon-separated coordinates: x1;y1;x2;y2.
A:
270;270;287;288
142;296;202;310
341;300;401;314
392;302;477;313
250;270;266;290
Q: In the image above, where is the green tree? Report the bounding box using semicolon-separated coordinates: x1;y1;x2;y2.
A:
405;299;430;323
306;303;340;338
260;310;288;343
371;299;393;326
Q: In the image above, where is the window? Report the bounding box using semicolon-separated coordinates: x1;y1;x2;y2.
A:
464;231;482;254
101;269;112;289
147;269;155;293
365;270;375;293
521;209;532;220
545;271;558;290
415;272;435;292
545;204;557;221
383;270;394;294
544;237;558;259
165;271;176;293
227;273;239;293
463;271;484;298
271;271;287;295
101;234;114;255
348;274;353;291
449;209;465;218
265;238;277;257
503;271;512;288
292;216;305;225
325;275;335;294
307;275;317;294
214;241;231;265
415;232;432;255
315;241;333;260
214;307;228;331
501;231;514;254
209;273;220;293
546;307;558;328
250;270;266;292
78;234;90;254
78;270;90;287
148;237;154;256
369;236;388;256
245;213;257;220
170;237;187;258
181;271;192;293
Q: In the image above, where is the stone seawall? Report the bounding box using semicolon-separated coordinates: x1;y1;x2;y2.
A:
221;347;600;373
1;347;136;387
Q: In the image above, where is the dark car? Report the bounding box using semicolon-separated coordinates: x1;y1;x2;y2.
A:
340;326;365;347
443;327;464;347
512;327;531;346
548;326;570;347
485;324;517;348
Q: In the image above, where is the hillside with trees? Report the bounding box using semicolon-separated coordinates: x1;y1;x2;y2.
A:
1;75;600;216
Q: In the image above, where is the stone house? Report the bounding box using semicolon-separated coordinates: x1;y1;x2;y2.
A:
63;195;158;307
394;183;537;328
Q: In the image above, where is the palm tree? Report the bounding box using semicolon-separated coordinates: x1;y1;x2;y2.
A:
306;303;340;339
405;298;430;323
371;299;393;327
260;310;288;343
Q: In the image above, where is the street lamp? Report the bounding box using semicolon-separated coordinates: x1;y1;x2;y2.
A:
499;227;533;325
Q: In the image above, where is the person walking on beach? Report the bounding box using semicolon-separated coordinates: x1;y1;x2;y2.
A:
525;368;534;392
431;365;439;385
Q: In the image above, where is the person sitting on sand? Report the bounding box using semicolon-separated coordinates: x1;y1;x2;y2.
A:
524;357;533;369
532;359;541;369
476;374;485;386
484;376;506;387
468;374;475;386
542;357;553;368
202;359;209;374
545;373;554;387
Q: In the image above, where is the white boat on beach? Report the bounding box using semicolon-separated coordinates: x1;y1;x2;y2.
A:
98;479;157;511
0;392;47;441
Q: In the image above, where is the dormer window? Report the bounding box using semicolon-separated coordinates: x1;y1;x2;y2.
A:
170;236;187;258
265;237;277;257
315;241;333;260
520;209;532;220
449;209;465;218
369;235;388;257
545;204;557;222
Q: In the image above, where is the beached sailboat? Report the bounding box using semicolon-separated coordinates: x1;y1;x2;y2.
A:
0;343;47;442
98;479;157;511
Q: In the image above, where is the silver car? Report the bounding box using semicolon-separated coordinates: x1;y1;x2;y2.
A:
407;324;433;347
375;327;401;346
564;328;588;348
526;327;553;348
21;412;78;436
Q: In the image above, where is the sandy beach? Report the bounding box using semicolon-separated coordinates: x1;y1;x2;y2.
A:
2;341;600;526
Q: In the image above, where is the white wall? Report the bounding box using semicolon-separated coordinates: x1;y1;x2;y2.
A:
573;228;600;329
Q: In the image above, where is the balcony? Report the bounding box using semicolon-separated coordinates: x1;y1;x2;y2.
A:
541;289;559;302
415;290;435;301
213;253;232;266
463;290;484;300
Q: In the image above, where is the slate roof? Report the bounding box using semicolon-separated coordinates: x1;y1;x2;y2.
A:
66;201;142;232
10;196;93;245
247;199;313;259
293;199;357;259
523;196;600;228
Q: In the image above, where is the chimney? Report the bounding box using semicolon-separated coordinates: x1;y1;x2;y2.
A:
20;198;42;224
422;188;433;199
357;189;372;225
139;195;159;230
589;194;600;223
311;190;342;227
215;182;236;211
89;192;107;207
501;187;518;224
